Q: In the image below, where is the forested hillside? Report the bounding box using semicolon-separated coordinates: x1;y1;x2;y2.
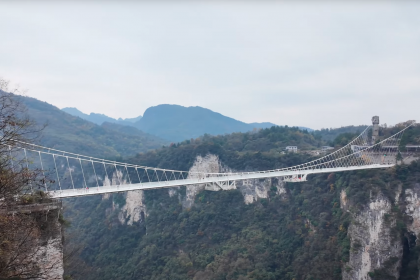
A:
63;124;420;280
311;125;368;142
19;95;167;158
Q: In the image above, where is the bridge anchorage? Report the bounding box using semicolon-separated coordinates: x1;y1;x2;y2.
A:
2;119;416;199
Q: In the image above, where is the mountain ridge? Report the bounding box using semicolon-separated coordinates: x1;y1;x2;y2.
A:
62;104;312;142
61;107;142;127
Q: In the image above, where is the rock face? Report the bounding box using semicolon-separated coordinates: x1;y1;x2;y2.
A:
181;154;287;207
342;192;403;280
118;190;147;225
34;215;64;280
101;170;147;226
404;182;420;280
404;183;420;239
183;154;221;208
237;177;286;205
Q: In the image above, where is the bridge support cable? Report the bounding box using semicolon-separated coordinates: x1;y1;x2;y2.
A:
135;168;142;184
79;158;88;190
145;169;151;183
102;162;109;187
53;154;62;193
124;165;132;185
91;159;100;190
38;151;47;192
113;164;121;186
66;157;75;191
23;148;33;193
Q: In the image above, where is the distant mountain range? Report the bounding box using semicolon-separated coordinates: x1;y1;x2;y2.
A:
62;107;142;127
19;97;166;158
62;104;312;142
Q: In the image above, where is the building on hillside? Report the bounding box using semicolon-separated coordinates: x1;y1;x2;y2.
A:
285;146;298;153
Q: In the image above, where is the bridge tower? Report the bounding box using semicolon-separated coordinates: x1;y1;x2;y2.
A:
372;116;379;144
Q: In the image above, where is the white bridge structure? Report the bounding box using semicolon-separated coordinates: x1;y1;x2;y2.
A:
4;121;417;199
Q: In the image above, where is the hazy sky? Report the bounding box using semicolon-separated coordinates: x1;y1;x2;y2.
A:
1;1;419;129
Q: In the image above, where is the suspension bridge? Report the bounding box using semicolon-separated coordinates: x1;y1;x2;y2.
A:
3;120;417;199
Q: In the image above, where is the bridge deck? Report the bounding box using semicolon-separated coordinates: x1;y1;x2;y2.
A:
51;164;392;198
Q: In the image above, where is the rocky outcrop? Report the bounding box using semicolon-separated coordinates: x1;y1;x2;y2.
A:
118;190;147;225
237;177;285;204
2;206;65;280
342;192;403;280
404;183;420;239
179;154;287;207
183;155;221;208
100;170;147;226
34;215;64;280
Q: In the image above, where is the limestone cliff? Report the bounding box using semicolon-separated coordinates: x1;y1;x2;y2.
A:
183;154;221;208
101;170;147;226
118;190;147;225
0;206;64;280
342;191;403;280
181;154;287;207
404;183;420;240
34;213;64;280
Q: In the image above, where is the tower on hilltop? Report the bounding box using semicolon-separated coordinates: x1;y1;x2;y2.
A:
372;116;379;144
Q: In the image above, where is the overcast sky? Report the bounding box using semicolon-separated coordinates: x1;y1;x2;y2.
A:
1;1;419;129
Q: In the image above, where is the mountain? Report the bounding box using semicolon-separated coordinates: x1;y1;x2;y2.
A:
134;104;311;142
118;115;142;123
21;97;166;158
133;104;252;142
61;107;142;127
62;105;312;143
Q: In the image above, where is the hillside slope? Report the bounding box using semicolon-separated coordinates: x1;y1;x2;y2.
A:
62;107;142;127
20;96;166;158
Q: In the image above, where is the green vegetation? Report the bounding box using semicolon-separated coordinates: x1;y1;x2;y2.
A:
63;124;420;280
20;95;167;158
64;161;420;280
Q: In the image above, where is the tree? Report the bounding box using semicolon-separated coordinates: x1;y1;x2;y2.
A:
0;78;61;279
0;79;45;204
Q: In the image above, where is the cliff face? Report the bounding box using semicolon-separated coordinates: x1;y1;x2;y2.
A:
182;154;286;207
342;191;403;280
341;172;420;280
34;210;64;280
0;206;64;280
404;183;420;240
118;190;147;225
404;182;420;280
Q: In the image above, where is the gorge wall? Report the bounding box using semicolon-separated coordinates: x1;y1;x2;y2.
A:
341;171;420;280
